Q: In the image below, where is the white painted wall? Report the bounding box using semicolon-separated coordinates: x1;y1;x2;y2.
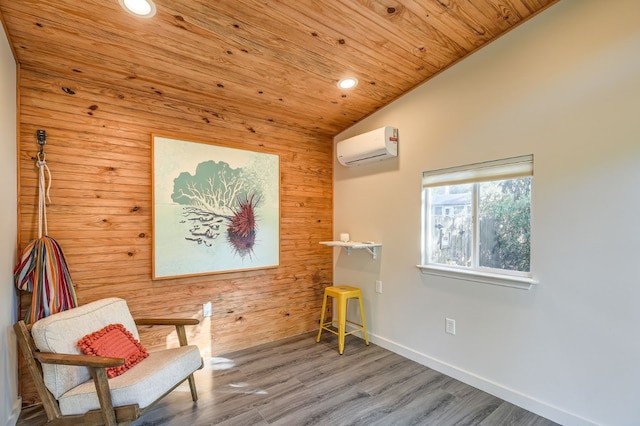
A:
0;22;19;426
333;1;640;425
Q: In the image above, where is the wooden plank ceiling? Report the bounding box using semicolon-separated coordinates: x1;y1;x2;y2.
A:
0;0;558;137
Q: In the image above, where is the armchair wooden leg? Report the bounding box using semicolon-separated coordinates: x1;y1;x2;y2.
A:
187;373;198;402
91;367;118;426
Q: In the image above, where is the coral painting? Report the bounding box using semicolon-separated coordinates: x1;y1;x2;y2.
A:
152;136;279;279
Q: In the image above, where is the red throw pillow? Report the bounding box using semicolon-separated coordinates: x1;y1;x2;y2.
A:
78;323;149;378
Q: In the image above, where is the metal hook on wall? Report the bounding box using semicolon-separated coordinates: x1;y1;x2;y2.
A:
36;129;47;161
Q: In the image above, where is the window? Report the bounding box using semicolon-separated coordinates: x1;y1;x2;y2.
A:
419;155;536;289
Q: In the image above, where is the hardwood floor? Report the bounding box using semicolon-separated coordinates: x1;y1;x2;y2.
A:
17;332;558;425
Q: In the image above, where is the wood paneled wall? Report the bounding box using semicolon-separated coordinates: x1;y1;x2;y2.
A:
17;68;334;405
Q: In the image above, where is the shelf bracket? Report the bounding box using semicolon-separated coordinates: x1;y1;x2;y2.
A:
364;246;378;259
343;246;377;258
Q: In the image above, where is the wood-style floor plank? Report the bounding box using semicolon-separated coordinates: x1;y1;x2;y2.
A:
17;332;558;426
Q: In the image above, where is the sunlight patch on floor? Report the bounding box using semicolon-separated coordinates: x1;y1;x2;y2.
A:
203;356;235;370
218;382;268;395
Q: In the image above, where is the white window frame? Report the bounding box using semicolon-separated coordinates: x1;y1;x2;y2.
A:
417;155;538;290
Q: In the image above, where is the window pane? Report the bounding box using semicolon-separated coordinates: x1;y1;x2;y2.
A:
478;177;531;272
428;184;472;267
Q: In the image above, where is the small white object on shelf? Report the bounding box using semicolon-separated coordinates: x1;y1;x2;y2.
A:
319;241;382;259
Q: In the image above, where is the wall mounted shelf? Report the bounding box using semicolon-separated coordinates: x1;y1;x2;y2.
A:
320;241;382;259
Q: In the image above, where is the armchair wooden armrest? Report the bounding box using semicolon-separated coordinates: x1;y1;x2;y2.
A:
133;317;201;402
35;352;125;368
134;318;199;347
134;318;199;326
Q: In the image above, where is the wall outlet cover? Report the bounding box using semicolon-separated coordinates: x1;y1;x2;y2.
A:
445;318;456;335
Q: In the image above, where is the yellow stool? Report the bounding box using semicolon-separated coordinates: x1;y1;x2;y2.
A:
316;285;369;354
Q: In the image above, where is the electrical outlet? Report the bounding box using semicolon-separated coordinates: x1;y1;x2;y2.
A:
445;318;456;335
203;302;212;318
375;280;382;294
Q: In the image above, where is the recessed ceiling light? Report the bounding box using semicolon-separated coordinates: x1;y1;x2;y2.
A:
338;78;358;90
119;0;156;18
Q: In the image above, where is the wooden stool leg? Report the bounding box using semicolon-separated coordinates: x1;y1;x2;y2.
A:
316;291;328;342
337;295;347;354
358;294;369;345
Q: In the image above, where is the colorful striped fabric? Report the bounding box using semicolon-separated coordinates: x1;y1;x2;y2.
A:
13;150;77;323
14;236;78;323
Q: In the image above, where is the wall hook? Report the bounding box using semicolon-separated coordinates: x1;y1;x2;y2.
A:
36;129;47;159
36;129;47;152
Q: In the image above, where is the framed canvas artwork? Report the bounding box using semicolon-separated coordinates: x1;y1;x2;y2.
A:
152;135;280;279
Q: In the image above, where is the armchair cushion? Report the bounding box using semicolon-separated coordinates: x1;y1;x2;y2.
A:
78;323;149;378
32;298;140;398
58;344;201;415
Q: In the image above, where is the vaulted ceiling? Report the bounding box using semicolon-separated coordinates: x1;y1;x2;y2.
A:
0;0;558;137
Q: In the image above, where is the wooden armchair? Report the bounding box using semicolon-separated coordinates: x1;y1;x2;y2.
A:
14;298;203;426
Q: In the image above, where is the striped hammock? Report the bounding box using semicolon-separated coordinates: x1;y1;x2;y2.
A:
14;152;77;323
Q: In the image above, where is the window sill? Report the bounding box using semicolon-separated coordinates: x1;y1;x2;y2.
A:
416;265;538;290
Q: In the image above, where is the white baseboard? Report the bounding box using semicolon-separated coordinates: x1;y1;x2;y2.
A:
6;396;21;426
348;328;596;426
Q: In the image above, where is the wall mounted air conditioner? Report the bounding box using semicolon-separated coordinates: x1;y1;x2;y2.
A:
337;126;398;167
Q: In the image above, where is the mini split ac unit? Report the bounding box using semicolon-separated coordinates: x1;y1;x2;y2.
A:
337;126;398;167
